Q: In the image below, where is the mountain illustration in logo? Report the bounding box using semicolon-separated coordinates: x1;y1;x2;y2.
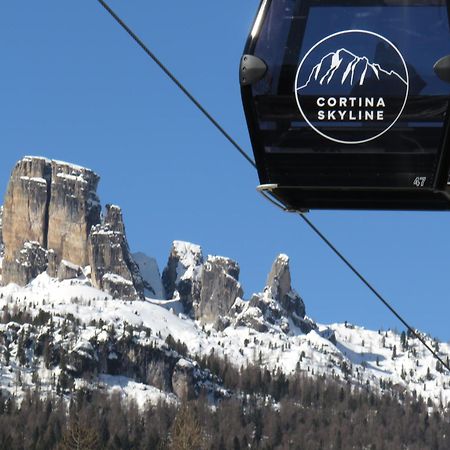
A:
297;48;407;91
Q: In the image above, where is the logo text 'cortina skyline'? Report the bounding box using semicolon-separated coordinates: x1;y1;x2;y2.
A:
294;30;409;145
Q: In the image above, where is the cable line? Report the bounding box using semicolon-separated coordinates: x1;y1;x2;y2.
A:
96;0;450;372
298;212;450;372
96;0;256;169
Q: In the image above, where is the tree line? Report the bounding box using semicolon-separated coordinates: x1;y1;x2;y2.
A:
0;365;449;450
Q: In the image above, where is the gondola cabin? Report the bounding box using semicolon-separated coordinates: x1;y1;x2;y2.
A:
241;0;450;210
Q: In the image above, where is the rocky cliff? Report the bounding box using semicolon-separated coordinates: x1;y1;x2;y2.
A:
89;204;145;300
196;255;243;324
1;157;100;286
47;160;101;267
265;253;306;320
0;205;3;245
161;241;245;323
3;241;48;287
162;241;203;313
2;157;51;278
160;243;310;332
1;157;144;300
2;157;308;328
232;254;315;334
160;243;311;331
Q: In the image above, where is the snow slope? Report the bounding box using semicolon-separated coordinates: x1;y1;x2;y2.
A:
0;273;449;408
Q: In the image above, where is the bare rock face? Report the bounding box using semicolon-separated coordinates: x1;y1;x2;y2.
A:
146;359;173;393
66;341;97;377
162;241;203;312
57;260;82;281
88;205;144;300
171;359;195;399
47;160;101;267
266;254;306;319
46;249;58;278
2;157;147;299
162;244;244;323
1;157;147;299
0;205;3;251
2;157;51;285
2;157;101;286
195;255;243;323
2;242;48;287
233;254;315;335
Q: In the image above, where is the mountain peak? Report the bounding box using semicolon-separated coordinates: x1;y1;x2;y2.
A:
1;157;143;300
1;157;449;417
266;253;292;301
161;240;204;310
230;254;313;335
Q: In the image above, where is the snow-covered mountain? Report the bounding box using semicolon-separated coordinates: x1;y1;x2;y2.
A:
0;157;449;411
1;270;449;409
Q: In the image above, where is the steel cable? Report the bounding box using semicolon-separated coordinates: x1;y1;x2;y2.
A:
96;0;450;372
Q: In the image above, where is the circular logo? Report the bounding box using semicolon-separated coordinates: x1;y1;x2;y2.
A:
294;30;409;145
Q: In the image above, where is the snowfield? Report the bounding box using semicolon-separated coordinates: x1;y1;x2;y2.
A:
0;273;449;408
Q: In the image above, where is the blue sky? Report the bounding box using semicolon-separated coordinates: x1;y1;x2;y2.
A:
1;1;450;341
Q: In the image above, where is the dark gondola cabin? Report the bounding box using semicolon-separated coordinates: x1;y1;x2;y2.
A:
241;0;450;210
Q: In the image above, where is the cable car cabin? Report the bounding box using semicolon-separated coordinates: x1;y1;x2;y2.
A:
240;0;450;211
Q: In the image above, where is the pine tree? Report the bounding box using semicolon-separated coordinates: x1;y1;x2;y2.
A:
400;331;407;350
17;330;26;366
169;402;204;450
335;430;343;450
60;414;100;450
392;345;397;359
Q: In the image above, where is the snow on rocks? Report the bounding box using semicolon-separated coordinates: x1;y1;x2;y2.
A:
57;260;83;281
228;255;313;335
88;205;145;301
133;252;164;299
162;240;204;312
96;375;177;409
1;273;450;407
